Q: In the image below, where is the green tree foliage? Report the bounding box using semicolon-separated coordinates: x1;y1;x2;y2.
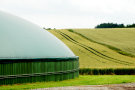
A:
95;23;135;28
43;27;52;30
126;23;135;28
95;23;125;28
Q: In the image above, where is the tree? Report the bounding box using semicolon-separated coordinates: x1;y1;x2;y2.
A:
126;23;135;28
95;23;125;28
43;27;52;30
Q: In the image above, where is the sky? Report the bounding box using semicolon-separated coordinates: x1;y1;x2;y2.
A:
0;0;135;29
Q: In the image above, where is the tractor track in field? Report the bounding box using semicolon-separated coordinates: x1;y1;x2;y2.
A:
54;30;133;66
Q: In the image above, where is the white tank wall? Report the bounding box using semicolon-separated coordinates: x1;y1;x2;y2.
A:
0;11;75;59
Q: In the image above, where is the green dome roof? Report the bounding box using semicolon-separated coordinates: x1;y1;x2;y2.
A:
0;11;75;59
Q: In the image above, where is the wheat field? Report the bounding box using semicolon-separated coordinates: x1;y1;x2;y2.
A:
49;29;135;69
74;28;135;56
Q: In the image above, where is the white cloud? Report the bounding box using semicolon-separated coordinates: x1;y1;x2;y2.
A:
0;0;135;28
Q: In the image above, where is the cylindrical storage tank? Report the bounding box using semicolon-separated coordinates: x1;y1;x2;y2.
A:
0;11;79;85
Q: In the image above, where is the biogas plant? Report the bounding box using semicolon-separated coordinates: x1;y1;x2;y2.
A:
0;11;79;85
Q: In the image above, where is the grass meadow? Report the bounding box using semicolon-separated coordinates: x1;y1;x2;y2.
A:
1;75;135;90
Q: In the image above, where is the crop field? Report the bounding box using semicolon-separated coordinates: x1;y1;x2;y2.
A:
50;29;135;69
73;28;135;56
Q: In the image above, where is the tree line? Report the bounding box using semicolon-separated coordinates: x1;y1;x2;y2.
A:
95;23;135;28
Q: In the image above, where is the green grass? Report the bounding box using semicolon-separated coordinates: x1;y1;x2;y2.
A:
50;29;135;68
1;75;135;90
